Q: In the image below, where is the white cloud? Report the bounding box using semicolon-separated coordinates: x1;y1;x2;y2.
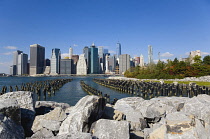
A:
73;44;78;47
61;53;69;58
2;52;13;55
201;51;210;56
4;46;17;50
108;50;115;54
185;52;190;56
160;52;174;57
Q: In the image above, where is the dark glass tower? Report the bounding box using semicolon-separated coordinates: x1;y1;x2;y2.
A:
30;44;45;75
116;42;121;58
88;43;99;74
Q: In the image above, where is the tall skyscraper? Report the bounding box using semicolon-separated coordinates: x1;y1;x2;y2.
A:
13;50;23;75
60;59;73;74
88;43;99;74
116;42;121;58
119;54;130;74
140;54;144;67
30;44;45;75
50;48;61;74
77;54;87;75
17;53;28;75
69;47;73;59
134;57;140;67
98;46;104;58
148;45;153;64
98;46;104;73
83;46;89;73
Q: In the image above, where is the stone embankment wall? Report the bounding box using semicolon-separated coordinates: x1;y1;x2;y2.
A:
1;91;210;138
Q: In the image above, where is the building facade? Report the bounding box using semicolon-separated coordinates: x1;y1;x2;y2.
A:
77;54;87;75
69;47;73;59
50;48;61;74
60;59;73;74
119;54;130;74
116;42;121;59
148;45;153;65
88;43;99;74
30;44;45;75
140;54;144;67
12;50;23;75
189;50;201;64
17;53;28;75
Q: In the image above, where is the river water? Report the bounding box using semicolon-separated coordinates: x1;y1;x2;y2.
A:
0;76;133;106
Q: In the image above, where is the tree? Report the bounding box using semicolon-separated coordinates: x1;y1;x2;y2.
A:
203;55;210;65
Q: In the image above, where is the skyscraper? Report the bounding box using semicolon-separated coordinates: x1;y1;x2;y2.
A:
148;45;153;64
140;54;144;67
119;54;130;74
189;50;201;64
60;59;73;74
69;47;73;59
88;43;99;74
116;42;121;58
77;54;87;75
17;53;28;75
50;48;61;74
13;50;23;75
30;44;45;75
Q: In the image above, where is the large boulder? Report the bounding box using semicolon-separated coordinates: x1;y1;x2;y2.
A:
49;132;92;139
182;94;210;124
0;99;25;139
35;101;70;115
114;97;147;131
58;95;106;135
32;107;67;134
90;119;130;139
0;91;36;136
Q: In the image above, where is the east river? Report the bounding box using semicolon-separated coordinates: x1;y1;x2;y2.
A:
0;76;133;106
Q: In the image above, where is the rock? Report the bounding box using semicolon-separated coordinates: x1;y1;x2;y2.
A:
90;119;130;139
49;132;92;139
35;101;70;115
0;99;25;139
114;97;147;131
32;107;66;133
31;128;54;138
0;91;35;136
58;95;106;135
102;104;126;121
182;94;210;124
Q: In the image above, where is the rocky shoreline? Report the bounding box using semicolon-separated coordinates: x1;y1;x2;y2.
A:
1;91;210;138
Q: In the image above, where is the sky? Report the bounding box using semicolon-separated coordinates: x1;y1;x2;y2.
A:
0;0;210;74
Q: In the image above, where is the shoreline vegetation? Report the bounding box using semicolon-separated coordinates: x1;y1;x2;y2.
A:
124;55;210;80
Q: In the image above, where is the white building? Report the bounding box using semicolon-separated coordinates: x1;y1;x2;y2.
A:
77;54;87;75
189;50;201;64
17;53;28;75
140;54;144;67
69;47;73;59
50;48;61;74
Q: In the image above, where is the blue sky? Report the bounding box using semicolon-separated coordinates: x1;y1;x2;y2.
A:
0;0;210;73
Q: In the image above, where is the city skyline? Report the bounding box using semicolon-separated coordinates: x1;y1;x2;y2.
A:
1;0;210;73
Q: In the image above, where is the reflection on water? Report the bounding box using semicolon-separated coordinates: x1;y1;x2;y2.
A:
0;76;133;106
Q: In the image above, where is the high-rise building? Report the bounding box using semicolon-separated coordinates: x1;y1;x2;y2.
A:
83;46;89;73
134;57;140;67
69;47;73;59
71;55;79;74
30;44;45;75
105;55;116;73
116;42;121;58
148;45;153;64
13;50;23;75
17;53;28;75
98;46;104;59
140;54;144;67
50;48;61;74
77;54;87;75
60;59;73;74
88;43;99;74
119;54;130;74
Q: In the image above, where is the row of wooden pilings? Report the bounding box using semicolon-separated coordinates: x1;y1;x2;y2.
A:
93;78;210;99
80;80;118;105
0;78;73;100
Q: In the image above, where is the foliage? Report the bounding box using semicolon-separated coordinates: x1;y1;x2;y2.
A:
124;57;210;79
